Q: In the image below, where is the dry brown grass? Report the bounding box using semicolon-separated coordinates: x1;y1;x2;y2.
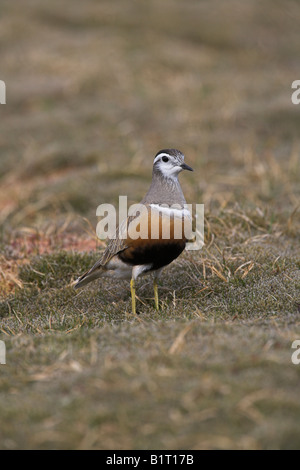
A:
0;0;300;450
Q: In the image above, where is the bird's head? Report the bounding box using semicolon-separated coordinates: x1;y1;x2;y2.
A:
153;149;193;180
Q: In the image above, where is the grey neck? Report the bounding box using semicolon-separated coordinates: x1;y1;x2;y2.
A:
141;169;187;207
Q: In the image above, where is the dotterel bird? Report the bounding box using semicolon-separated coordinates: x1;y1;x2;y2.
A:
74;149;193;314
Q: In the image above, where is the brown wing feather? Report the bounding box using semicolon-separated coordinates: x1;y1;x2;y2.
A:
99;217;130;266
74;217;131;288
75;214;136;288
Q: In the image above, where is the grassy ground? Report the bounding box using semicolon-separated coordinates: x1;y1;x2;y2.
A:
0;0;300;450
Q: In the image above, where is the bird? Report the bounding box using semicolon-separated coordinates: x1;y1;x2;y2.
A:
74;148;193;314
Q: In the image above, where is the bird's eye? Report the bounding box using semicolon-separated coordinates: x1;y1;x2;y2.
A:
162;156;169;163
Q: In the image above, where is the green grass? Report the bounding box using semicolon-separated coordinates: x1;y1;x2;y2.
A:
0;0;300;450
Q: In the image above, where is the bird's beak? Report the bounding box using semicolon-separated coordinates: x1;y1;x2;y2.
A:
181;162;193;172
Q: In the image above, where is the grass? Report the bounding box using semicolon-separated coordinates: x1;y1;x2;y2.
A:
0;0;300;450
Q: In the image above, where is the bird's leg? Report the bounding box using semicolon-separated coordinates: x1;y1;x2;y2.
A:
130;278;136;315
153;269;163;311
153;277;159;310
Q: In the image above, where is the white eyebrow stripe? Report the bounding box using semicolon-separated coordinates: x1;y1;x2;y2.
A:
150;204;191;218
153;153;172;164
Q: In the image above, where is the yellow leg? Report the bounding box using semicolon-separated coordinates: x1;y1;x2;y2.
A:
153;278;159;310
130;278;136;315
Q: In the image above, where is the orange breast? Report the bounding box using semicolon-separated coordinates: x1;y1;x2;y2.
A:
118;206;191;268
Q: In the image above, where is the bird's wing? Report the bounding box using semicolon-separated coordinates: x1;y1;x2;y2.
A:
74;217;131;288
99;203;152;265
99;216;132;266
75;206;152;288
